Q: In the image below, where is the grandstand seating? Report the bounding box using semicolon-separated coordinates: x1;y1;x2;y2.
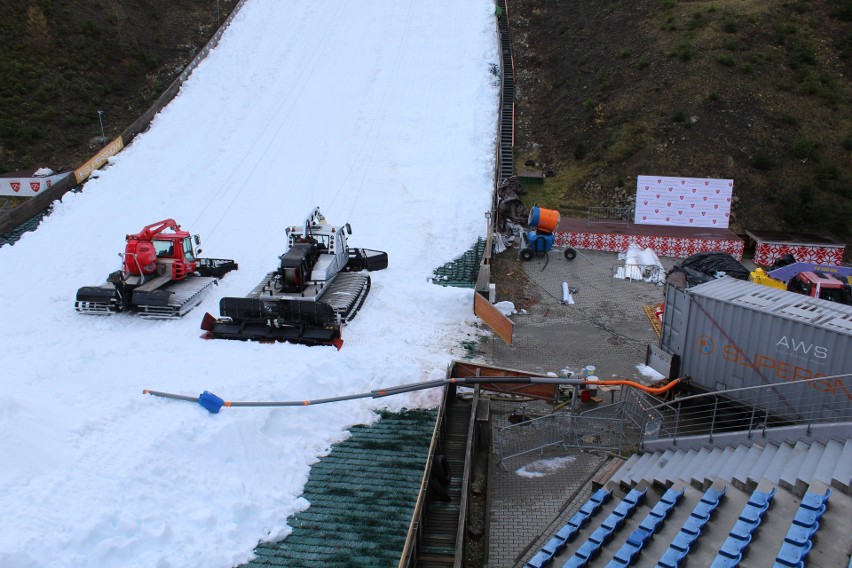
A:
656;485;727;568
525;488;613;568
773;488;831;568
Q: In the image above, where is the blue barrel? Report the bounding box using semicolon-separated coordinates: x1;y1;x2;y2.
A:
527;231;555;252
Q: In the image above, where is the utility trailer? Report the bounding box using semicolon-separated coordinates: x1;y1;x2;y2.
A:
660;278;852;421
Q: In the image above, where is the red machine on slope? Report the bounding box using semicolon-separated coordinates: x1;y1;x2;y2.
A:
75;219;238;318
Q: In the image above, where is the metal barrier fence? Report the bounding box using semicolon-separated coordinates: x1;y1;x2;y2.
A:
641;374;852;451
564;414;625;453
587;205;631;225
496;386;673;469
497;406;629;470
497;412;572;470
621;387;666;442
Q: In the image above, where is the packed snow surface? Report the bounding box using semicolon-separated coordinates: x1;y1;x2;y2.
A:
0;1;497;566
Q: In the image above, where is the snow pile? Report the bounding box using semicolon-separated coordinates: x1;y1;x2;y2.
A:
0;1;498;566
636;364;666;381
516;456;577;478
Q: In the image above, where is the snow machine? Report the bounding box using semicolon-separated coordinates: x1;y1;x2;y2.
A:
75;219;238;318
200;207;388;348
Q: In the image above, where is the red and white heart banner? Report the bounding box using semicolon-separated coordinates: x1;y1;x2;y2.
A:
634;175;733;228
1;172;71;197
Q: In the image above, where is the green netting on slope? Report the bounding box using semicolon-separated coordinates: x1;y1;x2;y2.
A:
241;409;437;568
0;209;49;247
430;237;486;288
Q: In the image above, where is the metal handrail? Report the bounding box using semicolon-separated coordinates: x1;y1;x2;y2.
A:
587;205;631;225
644;373;852;447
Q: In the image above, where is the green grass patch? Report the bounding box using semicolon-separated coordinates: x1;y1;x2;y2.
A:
520;163;598;212
791;135;818;160
715;54;735;67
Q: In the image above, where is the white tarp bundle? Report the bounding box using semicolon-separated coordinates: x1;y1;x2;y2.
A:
613;243;665;283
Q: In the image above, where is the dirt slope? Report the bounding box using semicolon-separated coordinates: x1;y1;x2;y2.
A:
508;0;851;251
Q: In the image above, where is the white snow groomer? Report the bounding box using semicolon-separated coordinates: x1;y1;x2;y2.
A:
201;207;388;348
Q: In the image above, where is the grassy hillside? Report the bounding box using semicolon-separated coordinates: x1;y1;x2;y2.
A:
508;0;851;255
0;0;235;173
1;0;849;255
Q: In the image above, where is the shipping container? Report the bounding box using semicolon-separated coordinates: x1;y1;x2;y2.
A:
660;278;852;421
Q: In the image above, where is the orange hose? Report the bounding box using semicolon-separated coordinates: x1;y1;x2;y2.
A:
591;378;681;395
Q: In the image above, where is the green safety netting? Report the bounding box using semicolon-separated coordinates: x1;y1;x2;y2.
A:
241;410;436;568
430;237;486;288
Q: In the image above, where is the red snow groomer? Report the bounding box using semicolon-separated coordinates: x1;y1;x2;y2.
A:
75;219;237;318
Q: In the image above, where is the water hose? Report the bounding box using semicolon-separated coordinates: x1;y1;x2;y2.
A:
144;376;682;413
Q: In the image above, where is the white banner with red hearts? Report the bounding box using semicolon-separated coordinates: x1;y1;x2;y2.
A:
634;175;733;228
0;172;71;197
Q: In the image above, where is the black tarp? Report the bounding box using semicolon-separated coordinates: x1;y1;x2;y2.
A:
666;252;750;288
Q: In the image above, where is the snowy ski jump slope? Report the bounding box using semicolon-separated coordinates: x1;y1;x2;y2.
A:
0;1;498;566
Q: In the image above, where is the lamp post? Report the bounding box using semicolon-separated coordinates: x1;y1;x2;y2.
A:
216;0;220;27
97;110;105;144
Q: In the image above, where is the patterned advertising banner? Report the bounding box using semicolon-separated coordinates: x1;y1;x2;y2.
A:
634;175;733;228
0;172;72;197
554;230;744;260
74;136;125;184
754;243;845;266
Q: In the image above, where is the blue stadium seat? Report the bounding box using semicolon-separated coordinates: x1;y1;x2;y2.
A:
784;522;819;547
568;511;589;529
773;539;813;568
747;487;776;510
710;487;775;567
626;526;652;547
608;542;641;566
728;519;758;541
655;485;727;568
710;552;741;568
579;500;598;517
799;488;830;512
561;555;588;568
588;526;613;546
526;549;555;568
591;487;614;506
601;510;627;532
638;513;664;535
623;487;648;507
526;489;616;567
679;513;706;537
607;528;649;567
791;506;822;529
657;543;690;568
542;534;568;556
700;485;727;507
611;487;686;567
639;487;683;535
670;529;698;553
660;487;686;506
573;536;603;563
772;488;831;568
556;522;581;543
527;490;617;567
